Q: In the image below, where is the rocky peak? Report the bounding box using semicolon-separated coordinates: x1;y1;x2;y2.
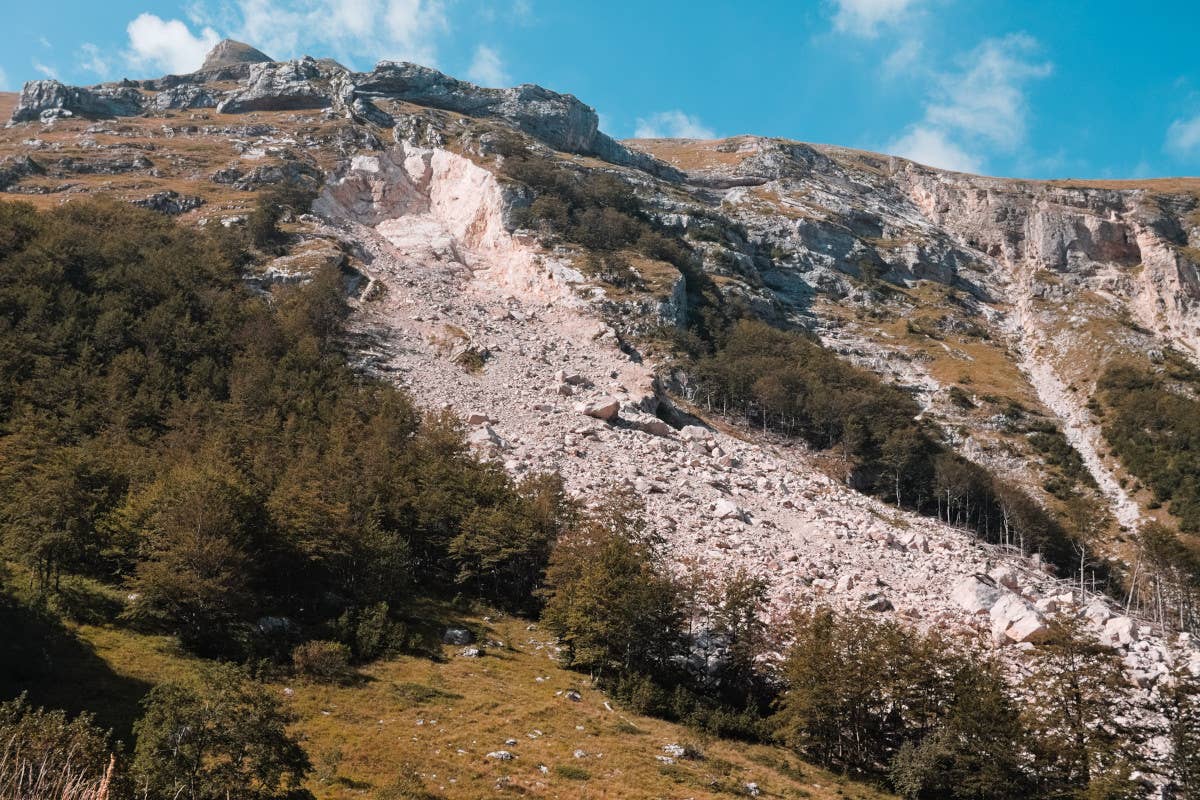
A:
200;39;273;71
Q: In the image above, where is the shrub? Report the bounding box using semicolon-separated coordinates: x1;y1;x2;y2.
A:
0;694;117;800
132;664;309;800
292;640;353;683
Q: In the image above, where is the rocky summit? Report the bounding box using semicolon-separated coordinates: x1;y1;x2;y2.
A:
1;37;1199;800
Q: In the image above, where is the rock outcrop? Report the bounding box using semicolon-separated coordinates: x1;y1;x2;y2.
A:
200;39;273;71
9;80;145;124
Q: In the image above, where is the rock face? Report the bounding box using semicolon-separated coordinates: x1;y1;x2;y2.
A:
217;58;342;113
200;39;273;71
9;80;145;123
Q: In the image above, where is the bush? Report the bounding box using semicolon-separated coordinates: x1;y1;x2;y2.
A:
0;694;117;800
292;640;353;683
132;663;309;800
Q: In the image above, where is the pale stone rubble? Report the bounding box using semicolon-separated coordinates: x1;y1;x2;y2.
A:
310;145;1199;733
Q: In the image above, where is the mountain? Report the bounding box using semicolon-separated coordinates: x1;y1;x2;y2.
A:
1;40;1198;799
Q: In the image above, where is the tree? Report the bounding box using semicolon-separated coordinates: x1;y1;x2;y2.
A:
1024;618;1143;799
120;459;258;655
705;568;769;706
132;664;309;800
539;493;682;680
890;659;1030;800
450;471;570;611
1161;656;1200;799
773;608;953;774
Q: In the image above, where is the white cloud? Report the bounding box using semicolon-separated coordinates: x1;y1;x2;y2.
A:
887;34;1051;173
125;13;220;74
925;34;1051;150
883;38;923;77
831;0;920;36
38;36;51;49
467;44;509;86
200;0;447;67
888;126;981;172
1166;114;1200;159
634;110;715;139
79;43;111;76
32;61;59;80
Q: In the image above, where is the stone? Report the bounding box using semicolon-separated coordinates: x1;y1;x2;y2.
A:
1082;600;1114;626
988;565;1021;592
862;593;893;612
565;689;582;702
989;593;1049;644
680;425;710;441
714;499;747;521
951;574;1002;614
0;155;44;191
486;750;514;760
1102;616;1139;648
459;647;482;658
577;397;619;422
443;627;474;645
132;191;205;216
466;412;492;425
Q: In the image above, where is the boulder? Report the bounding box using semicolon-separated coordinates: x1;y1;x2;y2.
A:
862;593;893;612
10;80;145;123
1082;600;1114;626
443;627;474;645
0;155;44;191
132;190;205;216
467;424;505;449
989;593;1049;644
577;397;619;422
680;425;710;441
486;750;514;760
987;565;1021;592
951;574;1002;614
714;499;747;522
1102;616;1139;648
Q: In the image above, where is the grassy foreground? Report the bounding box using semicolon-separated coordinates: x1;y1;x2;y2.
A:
5;572;891;800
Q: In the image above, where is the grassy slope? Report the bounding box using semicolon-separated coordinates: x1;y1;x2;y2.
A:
2;571;890;800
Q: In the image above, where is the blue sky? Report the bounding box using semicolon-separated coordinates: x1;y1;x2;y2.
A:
3;0;1199;179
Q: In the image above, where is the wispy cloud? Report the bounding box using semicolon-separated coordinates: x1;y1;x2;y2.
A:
467;44;509;86
634;110;715;139
125;13;220;74
830;0;922;37
1165;114;1200;160
79;43;111;77
32;61;59;80
888;34;1052;172
888;127;981;173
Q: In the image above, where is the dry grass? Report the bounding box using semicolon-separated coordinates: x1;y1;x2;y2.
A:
289;613;893;800
1;568;890;800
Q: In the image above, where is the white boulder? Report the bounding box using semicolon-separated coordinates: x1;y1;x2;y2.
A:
951;574;1002;614
577;397;620;422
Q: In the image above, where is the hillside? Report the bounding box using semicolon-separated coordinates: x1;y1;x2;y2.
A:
1;39;1199;800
